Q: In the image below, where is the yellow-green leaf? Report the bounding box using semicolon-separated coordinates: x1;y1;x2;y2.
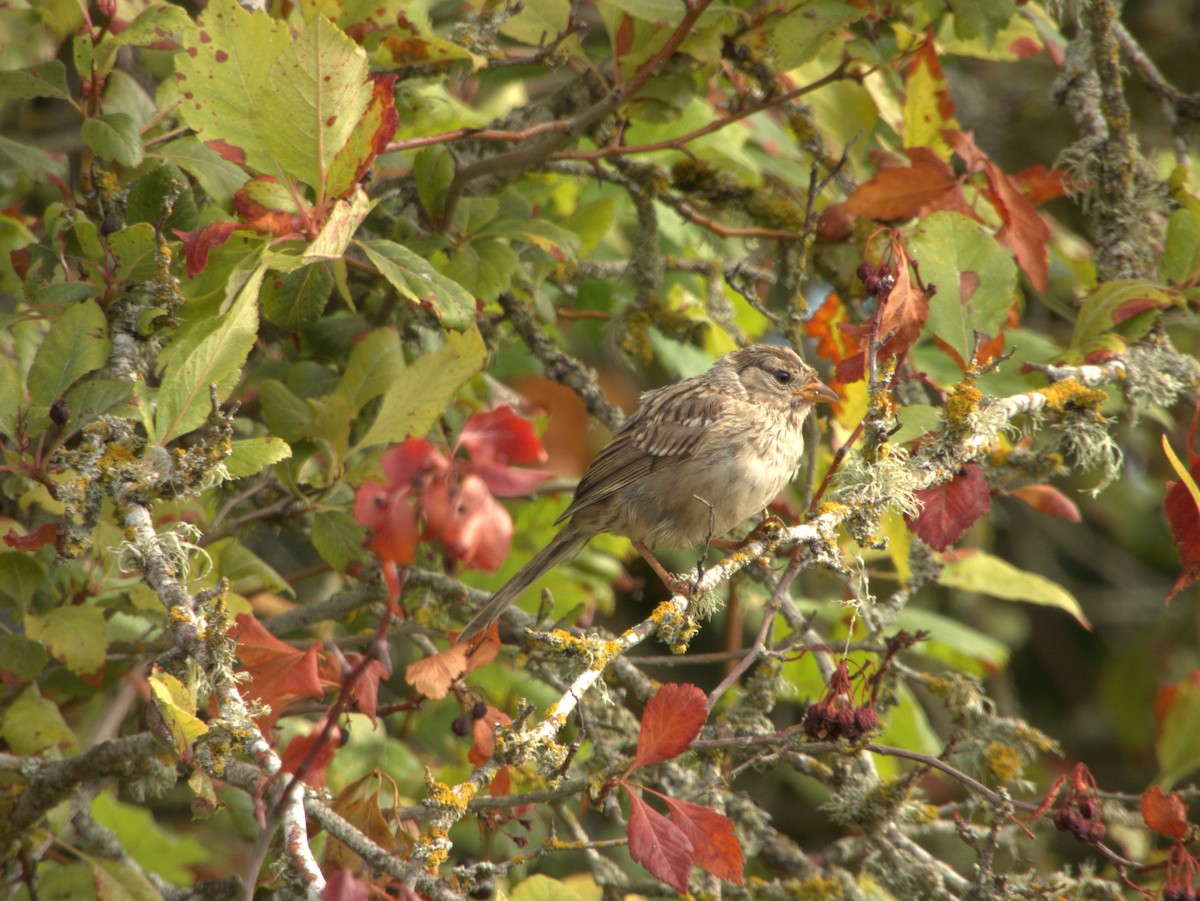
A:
938;550;1091;628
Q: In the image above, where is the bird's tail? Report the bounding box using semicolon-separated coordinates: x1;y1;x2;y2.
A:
457;526;587;643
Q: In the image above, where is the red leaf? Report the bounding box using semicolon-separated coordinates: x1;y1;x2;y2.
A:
231;614;326;713
344;655;389;725
380;438;448;486
353;481;419;566
662;796;744;884
174;221;237;277
421;473;512;572
1009;484;1081;522
4;523;59;552
905;464;992;551
626;791;694;894
629;683;708;773
458;405;549;467
1141;785;1190;839
459;460;552;497
1165;455;1200;601
322;869;370;901
843;150;961;221
280;719;340;788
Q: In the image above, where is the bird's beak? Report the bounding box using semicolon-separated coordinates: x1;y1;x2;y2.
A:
801;380;840;404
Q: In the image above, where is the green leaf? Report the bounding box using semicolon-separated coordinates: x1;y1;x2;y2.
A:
0;355;21;439
357;238;476;329
107;223;160;283
510;875;583;901
174;0;290;176
1066;279;1179;363
156;262;264;443
61;380;136;438
414;146;454;220
311;510;367;571
259;379;315;444
950;0;1018;47
1160;208;1200;286
27;299;110;406
262;17;372;190
0;60;72;101
938;550;1091;628
909;211;1018;363
225;437;293;478
0;634;49;682
25;604;108;680
445;238;519;303
89;857;163;901
126;163;199;233
765;2;866;70
1157;677;1200;788
896;607;1010;675
336;327;404;412
80;113;144;167
92;791;210;885
261;262;334;331
0;552;47;612
213;538;292;596
0;135;69;182
159;136;248;206
1;684;80;756
354;326;487;451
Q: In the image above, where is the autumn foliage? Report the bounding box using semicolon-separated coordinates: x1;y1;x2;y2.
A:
4;1;1200;899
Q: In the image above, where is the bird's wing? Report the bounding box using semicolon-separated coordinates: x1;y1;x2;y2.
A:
556;380;727;523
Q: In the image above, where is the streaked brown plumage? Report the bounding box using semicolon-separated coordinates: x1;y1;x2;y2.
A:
457;344;837;641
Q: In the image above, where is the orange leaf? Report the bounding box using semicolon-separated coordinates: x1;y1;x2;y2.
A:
983;159;1051;293
628;683;708;773
905;464;992;551
232;614;325;714
405;643;468;700
1009;484;1081;522
843;150;960;221
627;791;694;894
836;237;930;383
468;705;512;766
1141;785;1190;839
461;623;502;674
662;796;744;885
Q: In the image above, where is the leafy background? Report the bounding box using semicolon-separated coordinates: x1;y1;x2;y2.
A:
2;0;1200;898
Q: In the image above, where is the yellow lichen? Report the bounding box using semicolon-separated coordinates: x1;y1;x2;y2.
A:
1036;379;1108;416
986;741;1023;782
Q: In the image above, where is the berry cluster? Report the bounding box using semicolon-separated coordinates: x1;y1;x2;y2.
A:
856;260;897;300
803;660;879;743
452;700;490;737
1051;795;1106;844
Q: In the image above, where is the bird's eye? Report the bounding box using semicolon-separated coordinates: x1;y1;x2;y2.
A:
774;369;792;384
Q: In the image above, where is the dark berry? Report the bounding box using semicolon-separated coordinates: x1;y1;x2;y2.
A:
473;701;488;720
451;714;471;737
49;399;69;425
